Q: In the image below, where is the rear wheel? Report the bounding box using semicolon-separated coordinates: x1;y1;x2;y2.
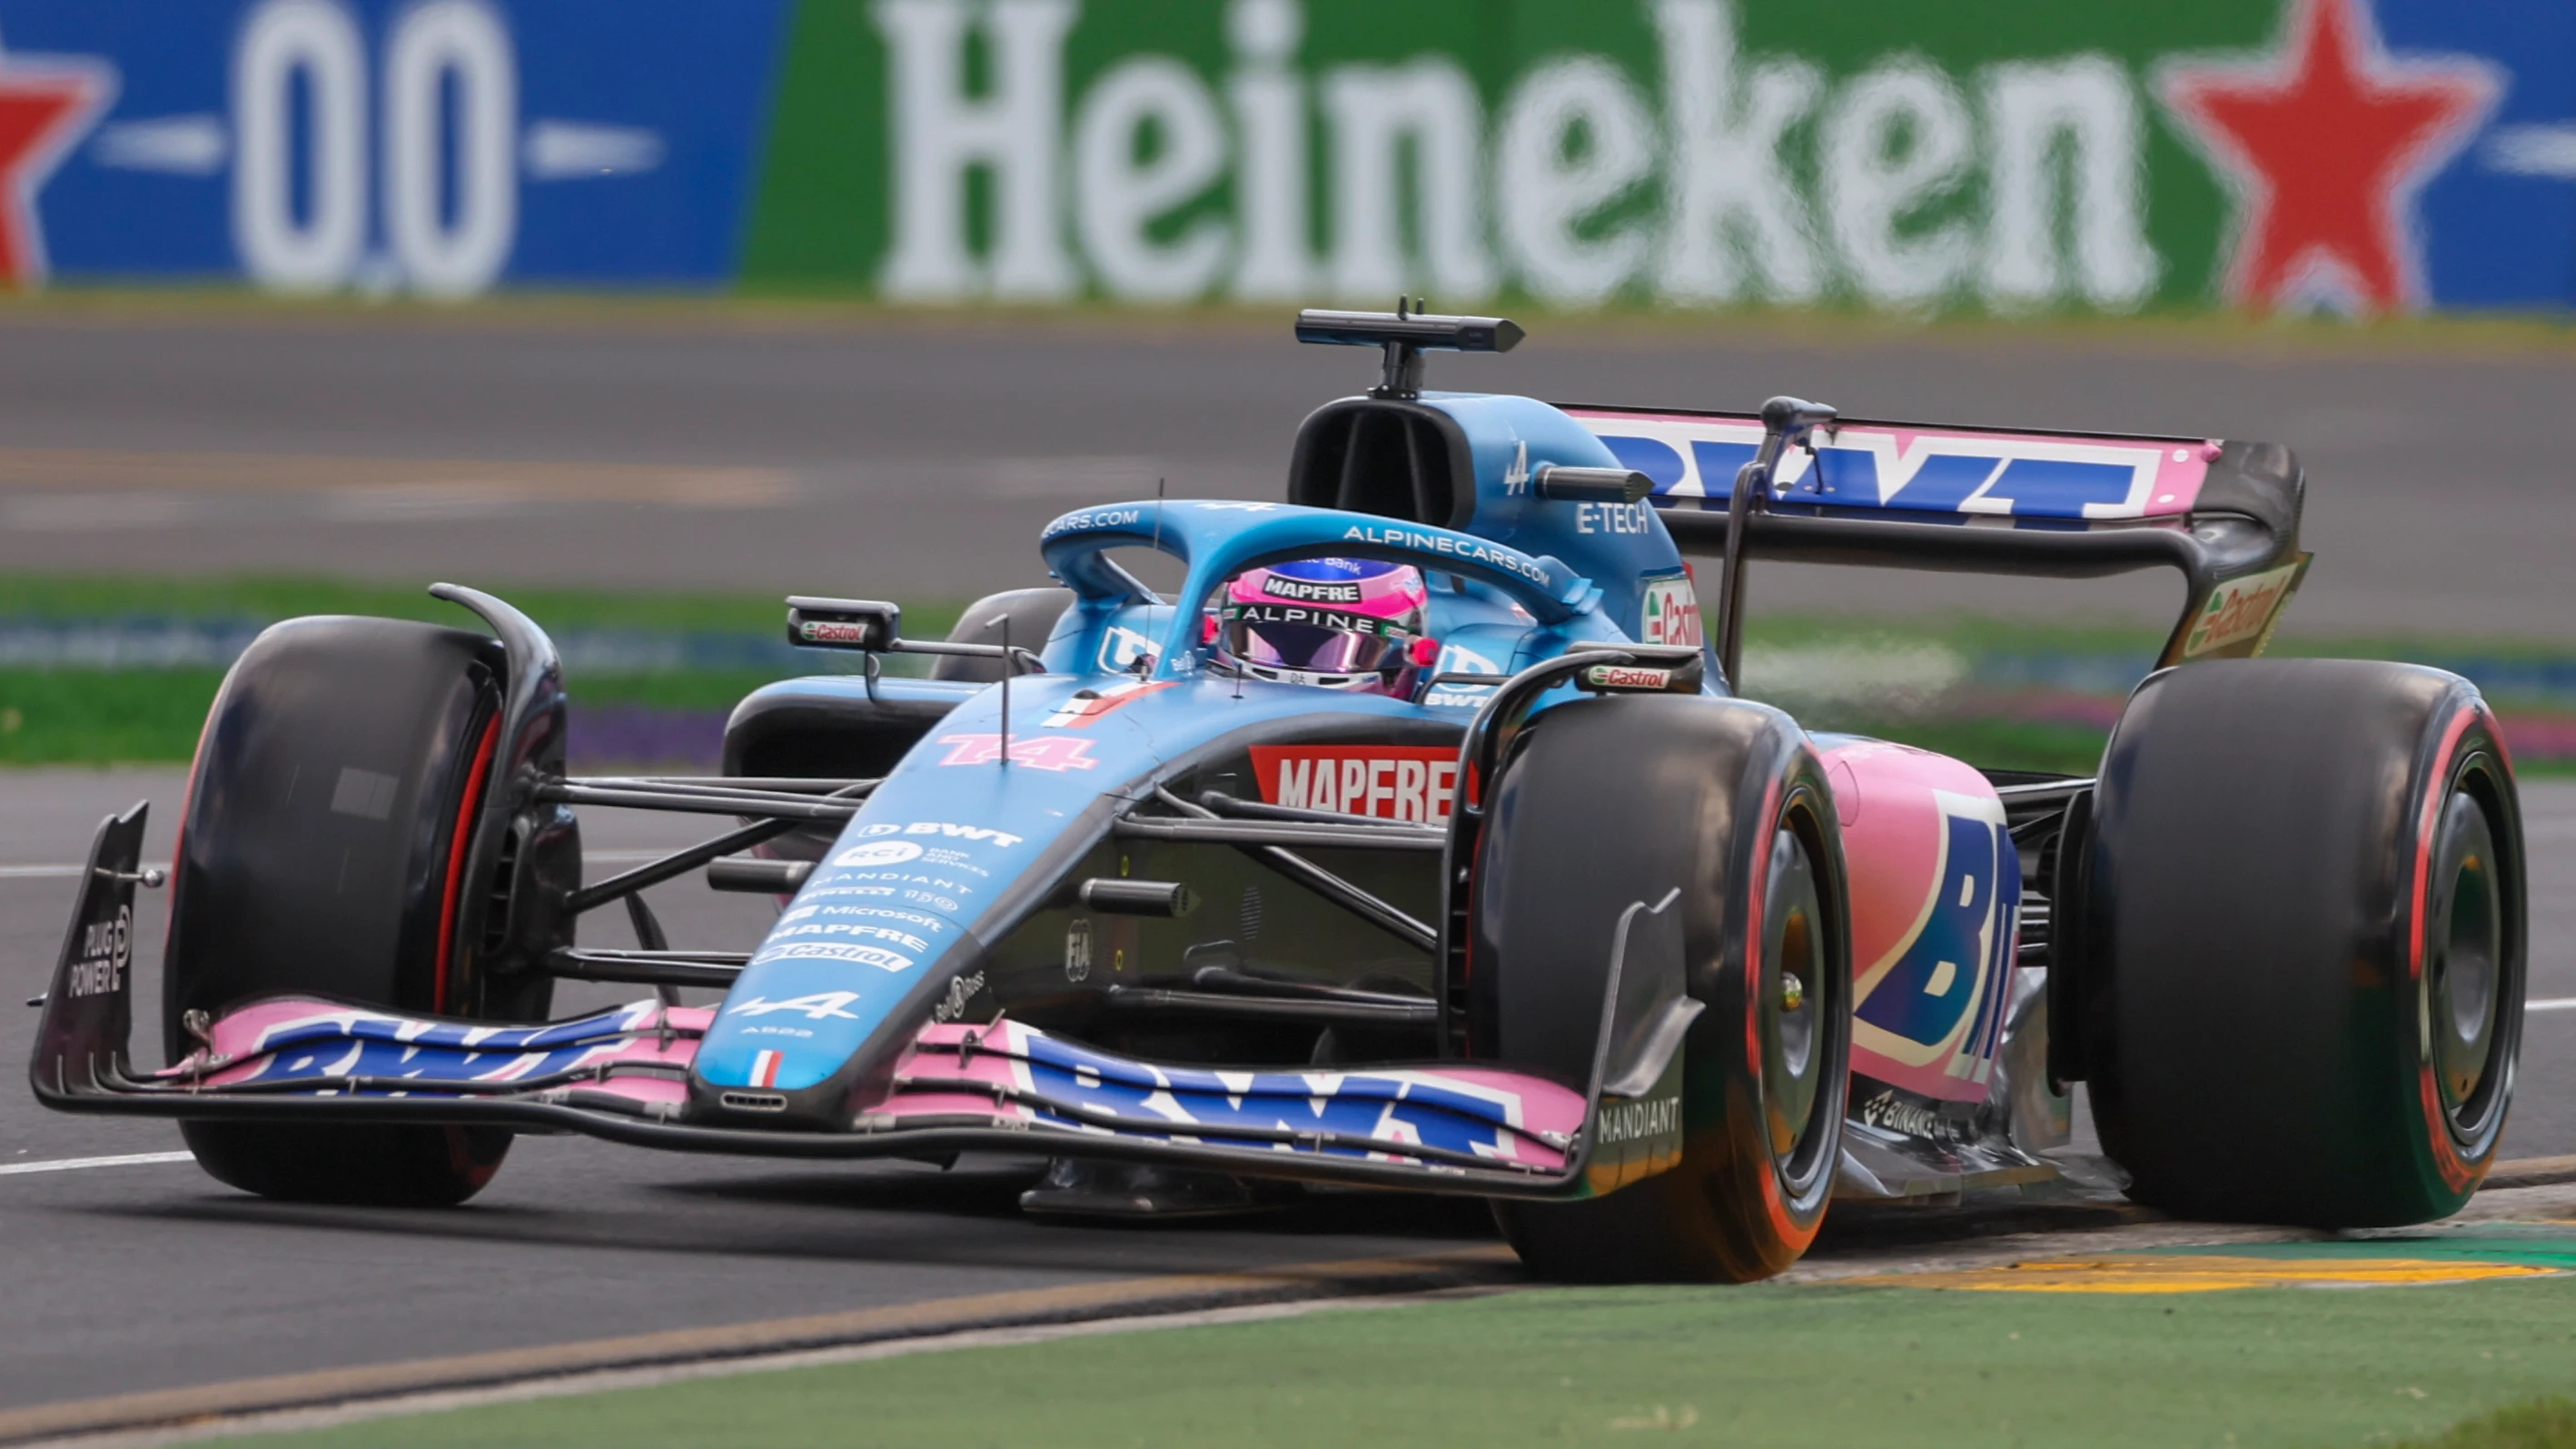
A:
1481;697;1850;1282
168;617;554;1206
2083;659;2524;1226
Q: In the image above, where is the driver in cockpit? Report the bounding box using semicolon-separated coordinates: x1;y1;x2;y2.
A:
1206;556;1439;697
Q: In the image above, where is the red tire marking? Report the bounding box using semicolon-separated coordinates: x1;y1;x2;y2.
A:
433;714;503;1016
1742;780;1778;1073
2406;709;2479;985
1746;779;1808;1245
2408;705;2489;1194
434;710;507;1196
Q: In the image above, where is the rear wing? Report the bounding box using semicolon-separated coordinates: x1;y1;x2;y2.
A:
1562;405;2308;668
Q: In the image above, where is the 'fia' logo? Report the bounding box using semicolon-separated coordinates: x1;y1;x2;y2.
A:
1064;918;1092;982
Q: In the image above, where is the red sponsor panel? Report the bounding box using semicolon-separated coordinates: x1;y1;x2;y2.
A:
1248;745;1461;824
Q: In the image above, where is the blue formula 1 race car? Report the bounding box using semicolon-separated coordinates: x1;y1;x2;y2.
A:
32;311;2529;1283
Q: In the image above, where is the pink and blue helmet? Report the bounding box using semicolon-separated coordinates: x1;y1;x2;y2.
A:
1214;556;1435;694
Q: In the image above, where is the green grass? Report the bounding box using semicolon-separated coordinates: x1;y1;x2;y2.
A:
0;577;972;764
221;1275;2576;1449
0;578;2564;770
2400;1398;2576;1449
1739;608;2576;674
1733;610;2576;774
1740;610;2165;659
0;670;798;766
0;669;222;765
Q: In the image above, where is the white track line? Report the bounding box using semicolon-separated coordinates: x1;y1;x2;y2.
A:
2531;998;2576;1013
0;1151;194;1177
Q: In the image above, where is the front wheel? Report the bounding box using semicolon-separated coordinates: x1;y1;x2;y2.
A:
1479;697;1851;1283
167;617;556;1207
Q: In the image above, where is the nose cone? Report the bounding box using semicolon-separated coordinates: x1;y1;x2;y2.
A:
689;819;1035;1123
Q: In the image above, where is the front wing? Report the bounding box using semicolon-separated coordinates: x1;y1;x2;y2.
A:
31;806;1678;1200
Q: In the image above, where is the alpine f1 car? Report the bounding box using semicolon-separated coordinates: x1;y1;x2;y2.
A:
31;310;2526;1283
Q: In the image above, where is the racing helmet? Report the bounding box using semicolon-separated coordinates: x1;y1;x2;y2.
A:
1213;556;1435;695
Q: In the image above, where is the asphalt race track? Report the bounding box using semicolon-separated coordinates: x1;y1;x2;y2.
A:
0;310;2572;635
0;767;2569;1415
0;312;2571;1419
0;771;1509;1412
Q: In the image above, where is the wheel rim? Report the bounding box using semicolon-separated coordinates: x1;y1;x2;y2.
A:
2428;789;2505;1136
1761;825;1831;1186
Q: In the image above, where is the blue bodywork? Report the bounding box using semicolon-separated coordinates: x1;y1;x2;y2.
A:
689;389;1719;1119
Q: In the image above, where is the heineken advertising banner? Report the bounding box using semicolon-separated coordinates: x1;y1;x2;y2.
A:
0;0;2569;314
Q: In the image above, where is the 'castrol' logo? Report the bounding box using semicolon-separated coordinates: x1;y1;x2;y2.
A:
2184;561;2302;658
1582;664;1676;691
798;619;873;645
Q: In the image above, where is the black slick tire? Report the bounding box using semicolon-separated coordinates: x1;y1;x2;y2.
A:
1479;696;1851;1283
2082;659;2524;1226
167;617;540;1207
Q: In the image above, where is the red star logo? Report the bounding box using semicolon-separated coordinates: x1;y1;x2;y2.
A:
0;39;113;289
2158;0;2498;314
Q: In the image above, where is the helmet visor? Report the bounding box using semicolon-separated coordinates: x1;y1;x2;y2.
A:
1222;603;1405;674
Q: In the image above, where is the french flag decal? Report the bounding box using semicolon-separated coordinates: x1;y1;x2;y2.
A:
750;1050;782;1088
